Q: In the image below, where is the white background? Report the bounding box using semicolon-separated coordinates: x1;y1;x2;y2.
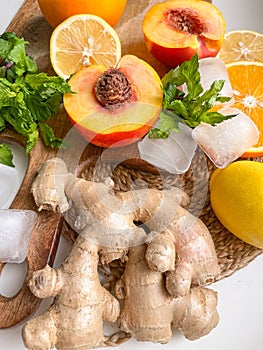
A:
1;1;263;350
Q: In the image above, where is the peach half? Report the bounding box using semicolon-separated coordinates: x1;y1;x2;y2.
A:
63;55;163;148
142;0;226;67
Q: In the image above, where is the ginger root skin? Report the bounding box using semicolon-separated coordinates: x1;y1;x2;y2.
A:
146;206;220;297
116;244;219;344
22;238;120;350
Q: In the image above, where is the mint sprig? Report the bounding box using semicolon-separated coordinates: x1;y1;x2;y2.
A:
0;32;71;166
149;54;234;139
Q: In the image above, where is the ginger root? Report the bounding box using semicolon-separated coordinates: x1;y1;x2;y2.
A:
23;238;120;350
116;244;219;343
23;157;220;349
31;158;189;249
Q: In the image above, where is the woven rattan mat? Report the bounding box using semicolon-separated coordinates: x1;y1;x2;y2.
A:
77;148;263;282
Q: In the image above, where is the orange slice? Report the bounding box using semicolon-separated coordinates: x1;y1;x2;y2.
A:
50;14;121;79
226;61;263;157
218;30;263;64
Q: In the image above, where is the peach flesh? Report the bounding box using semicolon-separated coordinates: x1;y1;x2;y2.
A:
63;55;163;148
142;0;226;67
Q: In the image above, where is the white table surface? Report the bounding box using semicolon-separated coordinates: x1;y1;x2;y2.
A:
1;1;263;350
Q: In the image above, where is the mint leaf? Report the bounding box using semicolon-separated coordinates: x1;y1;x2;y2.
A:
162;66;186;87
0;143;14;167
166;99;188;119
0;78;17;107
25;72;71;97
150;54;233;138
199;111;236;125
25;73;71;121
180;53;203;101
39;122;63;148
162;82;184;110
149;128;170;139
25;126;39;155
149;110;180;139
0;32;38;78
24;92;62;122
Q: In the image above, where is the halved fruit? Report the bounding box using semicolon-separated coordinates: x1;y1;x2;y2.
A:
226;61;263;157
63;55;163;148
142;0;226;67
218;30;263;64
50;14;121;79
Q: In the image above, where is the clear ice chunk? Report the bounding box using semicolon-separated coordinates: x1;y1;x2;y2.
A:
0;142;28;209
138;123;197;174
192;107;260;168
0;209;37;263
198;57;233;99
0;165;19;209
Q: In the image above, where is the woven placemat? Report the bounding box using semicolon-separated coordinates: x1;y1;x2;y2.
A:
77;148;263;282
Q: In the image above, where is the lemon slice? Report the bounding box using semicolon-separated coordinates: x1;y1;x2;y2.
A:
218;30;263;64
50;14;121;79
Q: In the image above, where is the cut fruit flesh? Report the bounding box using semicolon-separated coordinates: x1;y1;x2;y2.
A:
226;61;263;157
142;0;225;67
50;14;121;79
143;0;225;48
218;30;263;64
63;55;163;148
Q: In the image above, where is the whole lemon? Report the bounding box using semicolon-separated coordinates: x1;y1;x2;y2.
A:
210;161;263;248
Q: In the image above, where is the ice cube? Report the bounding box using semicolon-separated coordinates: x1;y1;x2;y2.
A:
192;107;260;168
0;209;37;263
0;142;28;209
138;123;197;174
0;165;19;209
198;57;233;99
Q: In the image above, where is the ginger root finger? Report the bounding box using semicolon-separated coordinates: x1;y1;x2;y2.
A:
175;287;219;340
168;206;220;296
28;265;64;298
31;158;71;213
146;231;176;272
165;262;192;297
146;204;220;297
102;289;120;323
23;310;57;350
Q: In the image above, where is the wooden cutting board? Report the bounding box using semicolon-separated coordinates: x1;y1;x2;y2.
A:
0;0;212;328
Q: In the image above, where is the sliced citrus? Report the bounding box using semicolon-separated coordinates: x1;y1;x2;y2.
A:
218;30;263;64
226;61;263;157
50;14;121;80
